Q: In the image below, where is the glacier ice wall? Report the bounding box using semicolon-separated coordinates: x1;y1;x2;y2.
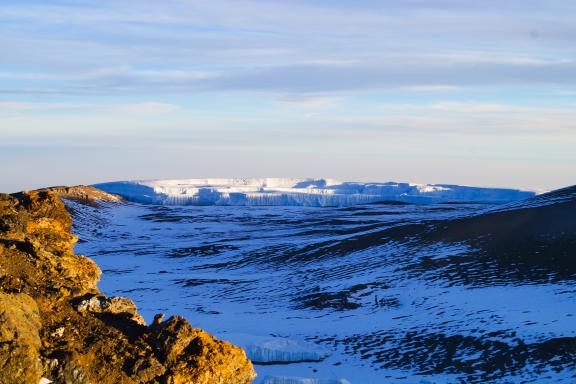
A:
93;178;535;207
225;334;329;364
259;376;351;384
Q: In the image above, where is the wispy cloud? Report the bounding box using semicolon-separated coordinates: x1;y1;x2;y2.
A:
1;58;575;96
0;101;179;114
0;101;92;111
276;95;342;109
379;101;576;115
1;1;575;95
110;102;180;114
1;0;575;191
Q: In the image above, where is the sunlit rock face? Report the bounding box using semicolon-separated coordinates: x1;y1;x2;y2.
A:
0;187;256;384
94;178;535;206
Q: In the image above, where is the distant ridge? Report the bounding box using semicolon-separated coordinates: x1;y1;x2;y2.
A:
93;178;535;207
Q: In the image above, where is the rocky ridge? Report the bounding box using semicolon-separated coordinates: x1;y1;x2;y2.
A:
0;186;256;384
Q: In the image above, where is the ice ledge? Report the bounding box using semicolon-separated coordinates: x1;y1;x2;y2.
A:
223;334;329;364
93;178;535;207
258;376;351;384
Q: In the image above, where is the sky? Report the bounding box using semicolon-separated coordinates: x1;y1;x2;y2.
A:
1;0;575;193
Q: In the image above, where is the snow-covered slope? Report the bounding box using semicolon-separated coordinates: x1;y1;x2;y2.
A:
93;178;534;206
68;185;576;383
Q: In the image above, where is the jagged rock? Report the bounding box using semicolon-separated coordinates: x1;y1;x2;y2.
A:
0;293;43;384
152;313;165;325
149;316;256;384
35;186;123;205
0;187;256;384
76;295;146;325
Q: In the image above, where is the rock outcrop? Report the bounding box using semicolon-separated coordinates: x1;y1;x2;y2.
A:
0;186;256;384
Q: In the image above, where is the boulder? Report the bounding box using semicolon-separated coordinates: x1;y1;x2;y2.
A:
149;316;256;384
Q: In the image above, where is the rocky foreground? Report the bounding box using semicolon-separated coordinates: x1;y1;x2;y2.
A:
0;187;256;384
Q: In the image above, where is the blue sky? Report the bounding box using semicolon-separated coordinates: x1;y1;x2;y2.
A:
1;0;575;192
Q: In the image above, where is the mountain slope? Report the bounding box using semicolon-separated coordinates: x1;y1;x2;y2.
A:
74;183;576;383
416;184;576;284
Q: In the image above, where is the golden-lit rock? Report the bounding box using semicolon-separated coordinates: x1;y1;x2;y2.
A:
149;316;256;384
0;293;43;384
0;187;256;384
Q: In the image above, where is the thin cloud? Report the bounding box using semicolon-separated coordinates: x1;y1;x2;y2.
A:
379;101;576;114
1;59;575;96
110;102;180;114
0;101;180;114
276;95;342;109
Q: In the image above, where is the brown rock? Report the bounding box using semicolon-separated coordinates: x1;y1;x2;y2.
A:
0;187;256;384
152;313;165;325
0;293;43;384
37;185;124;205
76;295;146;325
149;316;256;384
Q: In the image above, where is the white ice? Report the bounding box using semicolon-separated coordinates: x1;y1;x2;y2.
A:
225;334;329;363
93;178;534;206
257;376;351;384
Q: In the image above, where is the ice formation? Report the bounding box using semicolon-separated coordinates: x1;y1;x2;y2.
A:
225;334;329;364
258;376;351;384
93;178;534;207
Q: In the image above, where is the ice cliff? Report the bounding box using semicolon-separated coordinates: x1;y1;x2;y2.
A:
93;178;535;206
225;334;329;364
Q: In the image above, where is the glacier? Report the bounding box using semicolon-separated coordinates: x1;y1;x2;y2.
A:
93;178;535;207
225;334;329;364
258;376;351;384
